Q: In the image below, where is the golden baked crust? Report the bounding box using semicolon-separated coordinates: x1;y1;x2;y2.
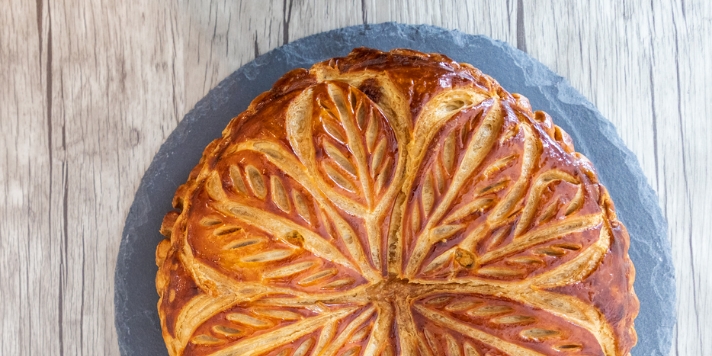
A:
155;48;639;356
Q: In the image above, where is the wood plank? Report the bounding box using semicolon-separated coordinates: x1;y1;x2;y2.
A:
648;1;712;354
0;0;55;355
0;0;710;354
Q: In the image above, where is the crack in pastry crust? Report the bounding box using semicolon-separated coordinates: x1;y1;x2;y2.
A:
155;48;639;356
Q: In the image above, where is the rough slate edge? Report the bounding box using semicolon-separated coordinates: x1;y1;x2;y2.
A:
115;22;675;355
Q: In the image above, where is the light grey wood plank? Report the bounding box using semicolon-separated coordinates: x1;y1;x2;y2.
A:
0;0;57;355
38;0;185;354
648;1;712;354
1;0;709;355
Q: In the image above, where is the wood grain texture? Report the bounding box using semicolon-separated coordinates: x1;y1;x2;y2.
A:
0;0;708;355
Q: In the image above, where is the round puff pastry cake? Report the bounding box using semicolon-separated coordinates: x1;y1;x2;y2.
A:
155;48;639;356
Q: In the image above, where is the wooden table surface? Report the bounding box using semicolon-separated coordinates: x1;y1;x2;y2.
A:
2;0;710;355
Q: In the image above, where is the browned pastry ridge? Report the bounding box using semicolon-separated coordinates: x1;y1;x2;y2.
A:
155;48;639;356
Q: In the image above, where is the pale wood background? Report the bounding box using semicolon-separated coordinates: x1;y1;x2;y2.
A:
1;0;709;355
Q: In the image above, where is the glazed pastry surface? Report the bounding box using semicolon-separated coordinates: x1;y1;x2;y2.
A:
155;48;639;356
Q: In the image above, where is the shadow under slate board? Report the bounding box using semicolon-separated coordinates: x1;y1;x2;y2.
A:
115;23;675;356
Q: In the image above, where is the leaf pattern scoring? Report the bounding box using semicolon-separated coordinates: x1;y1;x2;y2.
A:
155;48;638;356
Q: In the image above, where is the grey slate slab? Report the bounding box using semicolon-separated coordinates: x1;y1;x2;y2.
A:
115;22;675;356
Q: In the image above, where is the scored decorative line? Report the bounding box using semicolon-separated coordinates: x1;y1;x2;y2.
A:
226;312;273;328
291;189;313;225
520;328;560;341
321;115;348;144
215;200;362;276
374;156;392;195
517;290;616;355
212;325;243;338
443;197;494;225
486;123;540;225
244;165;267;200
172;294;241;353
481;154;517;178
394;296;423;355
237;141;380;279
210;307;359;356
423;327;439;354
421;173;435;218
323;161;357;192
445;300;482;313
321;306;376;356
349;323;372;343
292;338;315;356
468;305;513;317
564;185;585;216
252;308;302;321
513;170;580;237
463;342;480;356
443;332;462;356
362;302;394;355
479;214;602;264
528;224;612;289
240;249;294;263
222;236;264;250
324;141;357;177
404;99;504;277
191;334;222;346
262;260;316;279
442;130;456;174
321;278;355;289
340;346;361;356
370;138;387;177
212;225;241;236
229;165;248;194
270;175;291;213
297;269;338;286
538;198;563;225
487;223;513;250
414;304;546;356
553;343;584;352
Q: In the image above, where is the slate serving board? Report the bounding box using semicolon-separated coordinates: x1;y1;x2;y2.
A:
115;23;675;355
